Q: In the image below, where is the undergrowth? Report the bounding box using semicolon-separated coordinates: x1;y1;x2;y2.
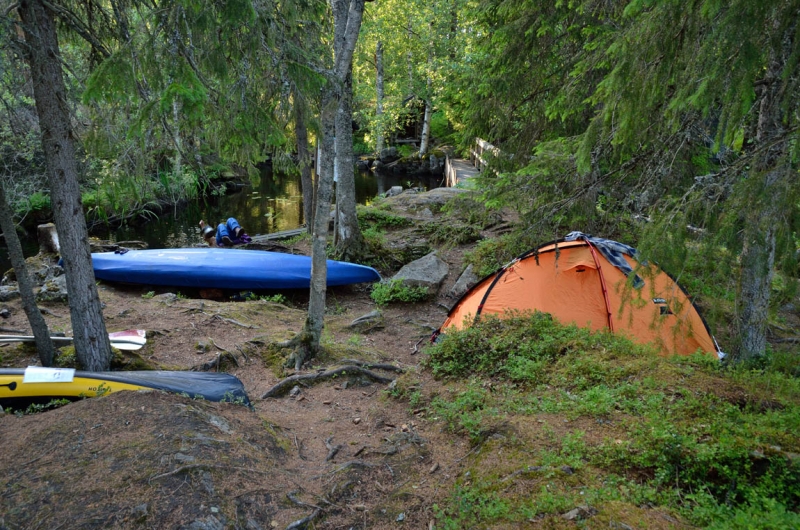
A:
414;313;800;528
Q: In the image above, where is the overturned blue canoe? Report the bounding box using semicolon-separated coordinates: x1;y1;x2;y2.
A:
91;248;381;290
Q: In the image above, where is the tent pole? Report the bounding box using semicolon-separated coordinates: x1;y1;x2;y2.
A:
585;241;615;332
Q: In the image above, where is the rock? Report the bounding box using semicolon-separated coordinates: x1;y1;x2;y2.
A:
371;159;384;170
174;453;196;463
0;286;20;302
448;264;478;299
356;159;371;170
289;385;301;398
379;147;399;162
562;505;597;521
154;293;178;304
419;207;434;219
386;186;404;197
396;512;405;522
392;251;449;291
347;310;384;332
130;503;148;522
0;308;9;319
35;275;68;303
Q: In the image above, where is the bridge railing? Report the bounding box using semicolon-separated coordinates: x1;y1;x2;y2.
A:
471;138;500;172
444;154;459;187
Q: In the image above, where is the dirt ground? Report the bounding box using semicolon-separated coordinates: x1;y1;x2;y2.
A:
0;191;490;530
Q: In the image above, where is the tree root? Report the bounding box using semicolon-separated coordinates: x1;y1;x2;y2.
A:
325;436;343;462
285;489;323;530
209;314;255;328
261;365;396;399
339;359;404;373
148;463;268;483
273;332;317;371
193;351;240;372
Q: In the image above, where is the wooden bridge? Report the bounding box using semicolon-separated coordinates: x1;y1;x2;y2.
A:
444;138;497;187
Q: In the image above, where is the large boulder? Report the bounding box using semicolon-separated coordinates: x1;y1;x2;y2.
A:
448;264;478;299
379;147;399;163
391;251;449;292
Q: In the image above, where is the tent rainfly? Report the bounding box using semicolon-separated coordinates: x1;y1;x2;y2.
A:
436;233;720;358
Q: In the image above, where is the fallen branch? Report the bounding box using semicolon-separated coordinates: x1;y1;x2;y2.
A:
261;366;395;399
210;314;255;328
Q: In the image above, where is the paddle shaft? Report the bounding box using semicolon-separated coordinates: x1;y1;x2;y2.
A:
0;333;146;350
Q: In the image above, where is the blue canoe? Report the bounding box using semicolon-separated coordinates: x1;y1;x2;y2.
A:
91;248;381;289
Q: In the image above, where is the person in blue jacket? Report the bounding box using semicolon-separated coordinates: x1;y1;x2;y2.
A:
199;218;251;247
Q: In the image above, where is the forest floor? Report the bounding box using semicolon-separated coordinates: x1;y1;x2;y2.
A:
3;189;794;530
0;189;514;530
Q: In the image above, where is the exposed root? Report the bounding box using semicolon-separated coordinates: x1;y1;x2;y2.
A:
261;365;396;399
285;490;323;530
324;436;343;462
148;463;267;483
285;508;321;530
193;351;240;372
339;359;404;373
209;314;255;328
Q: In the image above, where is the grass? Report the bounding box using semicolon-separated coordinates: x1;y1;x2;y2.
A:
407;312;800;528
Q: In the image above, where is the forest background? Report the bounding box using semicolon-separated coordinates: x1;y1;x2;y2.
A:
1;1;800;370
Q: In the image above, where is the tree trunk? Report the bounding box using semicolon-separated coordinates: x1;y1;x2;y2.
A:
419;90;432;156
294;92;314;231
335;69;366;261
331;0;366;261
735;25;792;362
289;0;365;367
375;40;385;154
18;0;112;371
0;184;56;367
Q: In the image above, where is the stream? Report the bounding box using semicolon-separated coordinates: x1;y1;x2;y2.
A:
0;166;441;273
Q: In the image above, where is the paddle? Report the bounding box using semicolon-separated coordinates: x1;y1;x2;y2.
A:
0;329;147;351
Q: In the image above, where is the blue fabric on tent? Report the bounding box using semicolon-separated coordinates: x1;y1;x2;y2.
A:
564;231;644;288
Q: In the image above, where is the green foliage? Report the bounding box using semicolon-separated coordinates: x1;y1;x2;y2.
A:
357;206;412;229
14;398;71;416
419;222;481;247
141;291;155;299
425;315;800;528
370;280;429;306
429;110;454;143
464;232;532;277
22;192;50;214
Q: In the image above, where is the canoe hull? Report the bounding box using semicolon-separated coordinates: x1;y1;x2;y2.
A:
91;248;381;289
0;368;251;409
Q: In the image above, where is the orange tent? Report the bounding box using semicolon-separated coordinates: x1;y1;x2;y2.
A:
438;238;719;357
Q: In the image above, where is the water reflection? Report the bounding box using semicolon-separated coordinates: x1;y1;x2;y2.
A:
0;165;441;271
